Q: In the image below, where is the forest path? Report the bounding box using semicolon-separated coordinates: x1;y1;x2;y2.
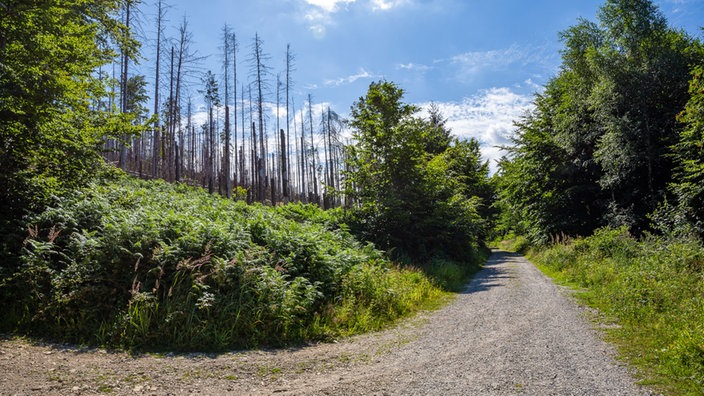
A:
1;250;656;395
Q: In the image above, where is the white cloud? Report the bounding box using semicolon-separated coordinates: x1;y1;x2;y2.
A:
308;24;327;38
303;7;333;39
448;45;526;76
302;0;357;38
301;0;410;37
397;62;432;72
440;44;555;84
370;0;410;11
417;87;535;172
521;78;542;92
304;0;357;12
324;68;377;87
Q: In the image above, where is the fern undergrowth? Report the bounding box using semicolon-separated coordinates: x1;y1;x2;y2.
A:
0;176;482;351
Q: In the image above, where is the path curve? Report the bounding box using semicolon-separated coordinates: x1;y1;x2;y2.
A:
0;250;656;395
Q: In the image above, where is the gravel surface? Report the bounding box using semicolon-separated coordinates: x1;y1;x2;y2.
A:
0;250;657;395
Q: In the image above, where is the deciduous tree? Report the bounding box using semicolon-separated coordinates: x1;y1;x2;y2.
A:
346;81;489;259
0;0;140;234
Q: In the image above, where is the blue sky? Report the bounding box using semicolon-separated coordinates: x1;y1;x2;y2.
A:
138;0;703;169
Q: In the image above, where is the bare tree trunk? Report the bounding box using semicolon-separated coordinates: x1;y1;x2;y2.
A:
161;125;167;178
185;98;192;179
223;25;231;198
249;85;257;197
327;107;335;193
280;128;287;202
239;145;244;192
241;84;246;187
232;33;239;190
216;106;222;195
322;108;329;207
291;96;298;198
119;1;131;171
308;94;318;202
167;46;174;181
224;106;230;196
152;0;165;178
201;124;207;189
333;131;341;206
292;106;299;199
175;141;180;181
209;105;214;194
107;61;116;164
274;74;286;196
174;18;189;183
285;44;294;199
299;106;306;200
253;34;267;202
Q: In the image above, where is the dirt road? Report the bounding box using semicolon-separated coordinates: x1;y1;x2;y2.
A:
0;250;656;395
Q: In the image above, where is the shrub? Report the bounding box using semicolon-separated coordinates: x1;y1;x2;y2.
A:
532;228;704;395
0;176;448;351
498;234;531;254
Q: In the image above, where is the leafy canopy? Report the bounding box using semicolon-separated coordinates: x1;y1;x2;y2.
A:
0;0;143;235
496;0;704;242
345;81;491;261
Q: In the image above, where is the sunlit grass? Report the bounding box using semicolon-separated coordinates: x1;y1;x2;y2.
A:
530;227;704;395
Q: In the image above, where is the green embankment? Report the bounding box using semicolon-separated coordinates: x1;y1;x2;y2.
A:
0;176;483;351
524;228;704;396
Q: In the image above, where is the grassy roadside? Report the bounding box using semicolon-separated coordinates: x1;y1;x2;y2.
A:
515;228;704;396
0;175;484;351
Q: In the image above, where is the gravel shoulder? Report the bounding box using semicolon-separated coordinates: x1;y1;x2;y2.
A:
0;250;656;395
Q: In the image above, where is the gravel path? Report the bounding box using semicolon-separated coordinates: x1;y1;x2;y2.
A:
0;250;656;395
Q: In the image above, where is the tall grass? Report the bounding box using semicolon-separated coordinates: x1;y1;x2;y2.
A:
495;233;531;254
0;176;453;351
532;227;704;395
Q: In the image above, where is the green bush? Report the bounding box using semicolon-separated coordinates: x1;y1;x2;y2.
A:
345;81;491;263
0;177;447;351
422;252;486;292
498;234;531;254
323;262;445;334
532;228;704;395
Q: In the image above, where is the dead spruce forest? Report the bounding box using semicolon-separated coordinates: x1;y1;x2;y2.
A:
1;1;704;394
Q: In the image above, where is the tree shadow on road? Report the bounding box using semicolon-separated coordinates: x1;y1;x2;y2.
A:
459;250;517;294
